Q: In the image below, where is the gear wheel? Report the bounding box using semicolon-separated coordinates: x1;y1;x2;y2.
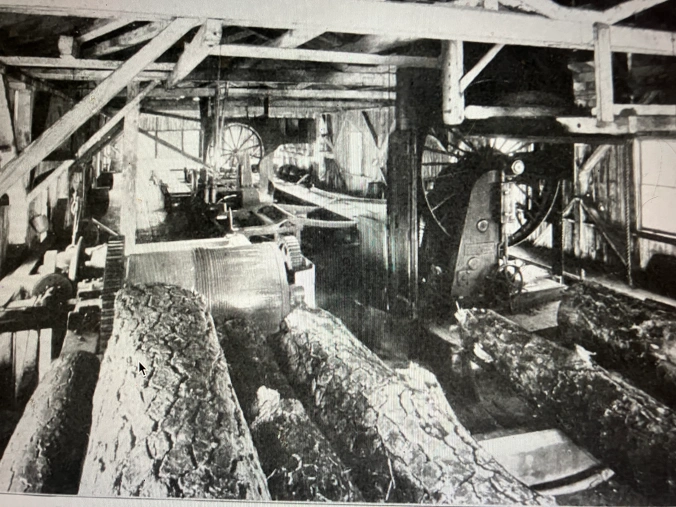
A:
278;236;303;272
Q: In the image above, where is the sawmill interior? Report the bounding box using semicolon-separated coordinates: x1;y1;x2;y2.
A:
2;0;676;505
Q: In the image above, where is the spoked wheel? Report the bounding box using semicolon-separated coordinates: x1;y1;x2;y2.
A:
209;123;264;179
419;127;558;247
505;175;561;246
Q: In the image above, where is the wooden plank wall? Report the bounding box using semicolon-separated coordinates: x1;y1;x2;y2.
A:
532;143;629;267
319;107;394;196
0;328;55;410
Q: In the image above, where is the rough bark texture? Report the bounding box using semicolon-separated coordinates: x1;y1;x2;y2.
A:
459;307;676;505
217;318;363;502
273;307;552;505
79;284;270;500
0;351;99;494
559;282;676;408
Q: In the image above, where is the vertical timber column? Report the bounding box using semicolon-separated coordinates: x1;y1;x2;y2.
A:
387;68;420;318
441;40;464;126
594;23;614;125
0;78;25;246
121;83;140;254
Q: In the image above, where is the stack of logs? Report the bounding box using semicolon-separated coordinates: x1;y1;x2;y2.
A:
0;283;552;504
3;280;676;504
456;280;676;505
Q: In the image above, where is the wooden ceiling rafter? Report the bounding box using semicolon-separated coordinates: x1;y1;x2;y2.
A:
82;20;172;58
76;17;139;44
0;0;674;55
0;17;200;196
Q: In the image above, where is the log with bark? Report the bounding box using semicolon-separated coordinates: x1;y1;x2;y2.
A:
78;284;270;500
271;307;552;504
217;318;362;502
0;350;99;494
457;307;676;505
558;282;676;408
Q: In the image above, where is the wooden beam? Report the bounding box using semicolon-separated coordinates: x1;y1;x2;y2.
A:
441;40;464;125
76;17;137;44
150;87;395;100
27;81;158;200
465;105;561;119
11;86;32;152
140;109;200;123
601;0;669;24
168;19;221;87
460;44;504;92
27;68;169;81
502;0;669;24
339;35;415;54
138;128;212;169
599;104;676;116
24;66;397;88
577;144;611;195
0;56;174;71
265;29;324;48
3;0;676;56
557;115;676;135
83;20;172;58
594;23;614;124
209;44;438;68
361;111;379;146
498;0;595;21
223;28;256;44
0;18;198;197
121;83;140;254
218;69;396;87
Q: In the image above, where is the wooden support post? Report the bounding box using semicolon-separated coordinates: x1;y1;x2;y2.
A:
0;78;31;246
0;77;17;167
27;80;159;201
594;23;614;124
120;83;140;255
0;17;199;197
8;82;32;152
387;68;419;318
441;40;464;125
0;332;13;407
551;187;565;279
168;19;221;87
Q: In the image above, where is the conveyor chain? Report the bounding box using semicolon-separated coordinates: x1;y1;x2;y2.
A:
98;237;125;355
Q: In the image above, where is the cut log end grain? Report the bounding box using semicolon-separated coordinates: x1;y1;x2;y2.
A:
217;318;363;502
273;306;553;505
0;350;100;494
558;282;676;408
78;284;270;500
459;307;676;505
